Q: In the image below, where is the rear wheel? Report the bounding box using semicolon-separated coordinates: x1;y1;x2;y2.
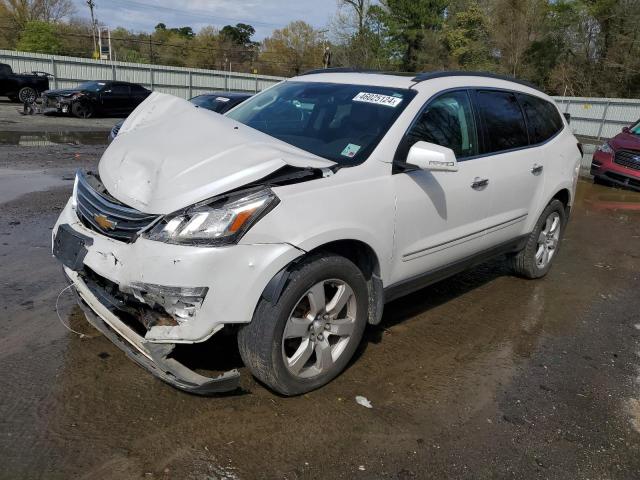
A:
71;101;93;118
510;199;566;279
238;254;369;395
18;86;37;104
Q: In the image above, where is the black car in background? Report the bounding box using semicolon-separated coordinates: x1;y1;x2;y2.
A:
189;91;253;113
0;63;50;103
108;91;253;141
42;80;151;118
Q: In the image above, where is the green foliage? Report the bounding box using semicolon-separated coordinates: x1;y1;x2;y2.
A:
375;0;449;71
16;20;61;54
443;2;493;70
2;0;639;97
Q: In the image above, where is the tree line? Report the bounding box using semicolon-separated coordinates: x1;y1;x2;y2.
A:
1;0;638;97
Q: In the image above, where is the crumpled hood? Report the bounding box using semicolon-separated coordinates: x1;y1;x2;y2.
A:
99;92;335;214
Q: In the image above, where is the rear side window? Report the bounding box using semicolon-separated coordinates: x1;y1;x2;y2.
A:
518;94;563;144
476;90;528;153
405;90;478;159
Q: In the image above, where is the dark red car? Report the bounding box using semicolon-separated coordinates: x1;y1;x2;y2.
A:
591;119;640;191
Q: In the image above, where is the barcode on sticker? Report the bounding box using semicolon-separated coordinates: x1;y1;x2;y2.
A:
353;92;402;107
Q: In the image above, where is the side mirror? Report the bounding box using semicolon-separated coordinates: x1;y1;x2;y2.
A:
563;112;571;124
622;126;630;133
407;141;458;172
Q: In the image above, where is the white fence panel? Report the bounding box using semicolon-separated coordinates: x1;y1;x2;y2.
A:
0;49;284;97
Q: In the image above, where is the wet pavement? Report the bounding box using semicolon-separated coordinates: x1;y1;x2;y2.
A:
1;138;640;479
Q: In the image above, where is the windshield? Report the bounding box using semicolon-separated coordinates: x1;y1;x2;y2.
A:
190;95;234;113
77;81;106;92
226;81;416;165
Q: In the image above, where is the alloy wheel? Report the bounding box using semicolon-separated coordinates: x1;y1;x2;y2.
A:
282;279;357;379
19;87;37;104
535;211;561;268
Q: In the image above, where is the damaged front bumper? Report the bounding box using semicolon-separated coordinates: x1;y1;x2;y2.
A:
64;266;241;394
70;268;241;394
52;199;303;394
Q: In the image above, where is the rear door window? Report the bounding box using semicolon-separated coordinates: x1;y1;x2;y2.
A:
518;94;563;144
476;90;528;153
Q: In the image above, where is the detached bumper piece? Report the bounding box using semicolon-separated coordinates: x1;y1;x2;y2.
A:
75;292;240;395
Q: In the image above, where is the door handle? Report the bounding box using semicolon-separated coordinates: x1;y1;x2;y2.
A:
471;177;489;190
531;164;544;175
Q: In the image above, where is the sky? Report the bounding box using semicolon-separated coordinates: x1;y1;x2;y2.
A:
72;0;338;40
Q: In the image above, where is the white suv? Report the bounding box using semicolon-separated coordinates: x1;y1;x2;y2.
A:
52;71;582;395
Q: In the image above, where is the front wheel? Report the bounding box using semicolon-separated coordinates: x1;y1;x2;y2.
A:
238;254;369;395
510;199;567;279
71;101;93;118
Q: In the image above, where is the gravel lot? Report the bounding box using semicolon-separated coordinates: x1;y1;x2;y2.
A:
1;100;639;480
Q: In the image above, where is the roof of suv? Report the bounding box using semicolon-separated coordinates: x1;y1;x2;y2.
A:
293;68;545;94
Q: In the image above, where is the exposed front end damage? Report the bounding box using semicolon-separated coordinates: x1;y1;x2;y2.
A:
50;92;341;393
66;267;240;394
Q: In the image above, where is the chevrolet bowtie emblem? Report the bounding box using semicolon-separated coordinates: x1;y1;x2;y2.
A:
94;214;117;230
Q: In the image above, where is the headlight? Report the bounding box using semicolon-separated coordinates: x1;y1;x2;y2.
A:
144;188;278;246
597;142;613;154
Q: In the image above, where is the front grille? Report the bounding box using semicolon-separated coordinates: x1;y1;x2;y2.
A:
614;149;640;171
75;171;158;242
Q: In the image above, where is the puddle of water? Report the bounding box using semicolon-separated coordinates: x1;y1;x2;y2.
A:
0;131;108;147
0;168;70;203
576;179;640;214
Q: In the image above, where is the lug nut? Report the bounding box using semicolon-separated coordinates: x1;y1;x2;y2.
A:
323;314;328;320
324;324;330;330
318;334;324;341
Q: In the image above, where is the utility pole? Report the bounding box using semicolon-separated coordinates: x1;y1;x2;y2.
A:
87;0;98;59
148;34;154;64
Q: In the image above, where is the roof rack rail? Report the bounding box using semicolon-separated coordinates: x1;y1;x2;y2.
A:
298;67;416;77
412;71;542;92
298;67;381;76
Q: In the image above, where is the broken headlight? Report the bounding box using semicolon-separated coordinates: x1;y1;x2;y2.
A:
144;188;278;246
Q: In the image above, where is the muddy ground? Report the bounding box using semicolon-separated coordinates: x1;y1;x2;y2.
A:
1;107;639;480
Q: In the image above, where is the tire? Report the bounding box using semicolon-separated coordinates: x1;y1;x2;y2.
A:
18;86;37;104
238;253;369;396
510;199;566;279
71;101;93;118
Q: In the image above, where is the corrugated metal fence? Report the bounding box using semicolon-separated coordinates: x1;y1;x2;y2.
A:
2;50;639;141
0;49;284;97
553;96;640;140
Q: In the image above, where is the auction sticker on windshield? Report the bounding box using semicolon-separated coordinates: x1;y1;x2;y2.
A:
353;92;402;107
341;143;361;158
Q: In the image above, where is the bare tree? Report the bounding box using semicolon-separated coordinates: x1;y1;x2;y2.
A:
490;0;545;77
1;0;75;26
